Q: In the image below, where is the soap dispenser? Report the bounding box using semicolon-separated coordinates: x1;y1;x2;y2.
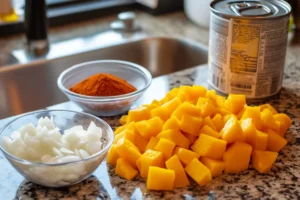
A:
0;0;12;16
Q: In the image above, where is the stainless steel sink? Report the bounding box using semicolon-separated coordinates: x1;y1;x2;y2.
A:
0;34;208;119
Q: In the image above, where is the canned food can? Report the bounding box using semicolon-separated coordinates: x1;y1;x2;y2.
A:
208;0;291;100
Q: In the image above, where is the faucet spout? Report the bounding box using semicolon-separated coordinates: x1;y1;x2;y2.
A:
25;0;49;55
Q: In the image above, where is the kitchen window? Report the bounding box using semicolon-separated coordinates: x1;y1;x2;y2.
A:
1;0;137;36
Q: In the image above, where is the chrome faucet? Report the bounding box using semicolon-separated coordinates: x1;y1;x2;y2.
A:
24;0;49;55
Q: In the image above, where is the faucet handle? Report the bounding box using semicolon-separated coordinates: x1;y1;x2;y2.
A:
110;11;141;32
118;12;136;30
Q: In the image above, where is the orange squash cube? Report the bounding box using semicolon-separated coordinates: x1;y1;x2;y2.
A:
113;130;126;144
114;125;126;135
179;85;201;103
202;116;217;131
182;132;198;145
148;99;161;106
226;94;246;114
163;117;180;131
273;121;281;135
116;138;141;168
154;138;176;160
165;155;190;187
133;132;148;153
177;85;192;102
200;157;225;177
253;130;268;151
168;87;180;96
260;108;277;130
177;90;190;103
147;166;175;191
148;99;161;107
140;102;160;114
116;137;139;152
136;158;142;172
212;113;225;132
273;113;292;136
219;108;232;116
199;125;219;138
223;142;252;173
191;134;227;160
173;147;200;166
242;128;268;151
215;95;226;108
124;122;136;131
107;144;120;166
190;85;207;100
241;118;268;150
140;149;165;179
114;128;148;153
162;97;182;116
222;114;232;124
116;158;138;180
205;90;218;105
135;117;164;139
179;115;203;136
197;97;217;117
266;129;287;152
242;106;262;130
145;137;160;151
119;115;128;125
220;116;245;143
252;150;278;173
260;104;278;115
127;106;151;122
240;118;257;145
159;88;179;104
236;106;247;120
153;97;181;121
151;106;169;121
157;129;190;149
185;158;212;186
172;102;201;120
113;128;133;143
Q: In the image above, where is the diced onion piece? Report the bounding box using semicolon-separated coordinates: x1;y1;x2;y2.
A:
60;148;74;155
53;147;62;156
38;117;56;130
57;156;81;163
19;123;36;137
87;141;102;155
79;149;90;159
87;121;102;142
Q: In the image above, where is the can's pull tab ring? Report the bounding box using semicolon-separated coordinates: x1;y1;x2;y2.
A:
230;2;273;16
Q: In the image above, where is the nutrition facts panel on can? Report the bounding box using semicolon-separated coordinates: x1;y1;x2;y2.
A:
208;13;289;98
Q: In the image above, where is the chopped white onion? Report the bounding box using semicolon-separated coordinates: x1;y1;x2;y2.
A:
79;149;90;159
60;147;74;155
1;116;104;186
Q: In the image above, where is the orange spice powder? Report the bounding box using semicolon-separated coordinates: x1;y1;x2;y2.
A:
70;73;136;96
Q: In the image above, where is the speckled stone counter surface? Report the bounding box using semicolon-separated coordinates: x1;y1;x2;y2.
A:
1;11;300;200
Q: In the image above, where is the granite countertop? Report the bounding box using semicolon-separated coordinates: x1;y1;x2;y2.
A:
0;11;300;200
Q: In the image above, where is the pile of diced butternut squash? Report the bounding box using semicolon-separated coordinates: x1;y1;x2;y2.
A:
107;85;292;191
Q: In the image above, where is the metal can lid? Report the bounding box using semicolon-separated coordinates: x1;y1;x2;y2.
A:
210;0;291;19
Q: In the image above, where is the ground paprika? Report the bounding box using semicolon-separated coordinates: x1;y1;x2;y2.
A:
70;73;136;96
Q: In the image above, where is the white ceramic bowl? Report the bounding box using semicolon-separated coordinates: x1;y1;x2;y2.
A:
57;60;152;116
0;110;114;187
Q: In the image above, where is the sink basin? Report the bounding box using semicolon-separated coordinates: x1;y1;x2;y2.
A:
0;36;208;119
